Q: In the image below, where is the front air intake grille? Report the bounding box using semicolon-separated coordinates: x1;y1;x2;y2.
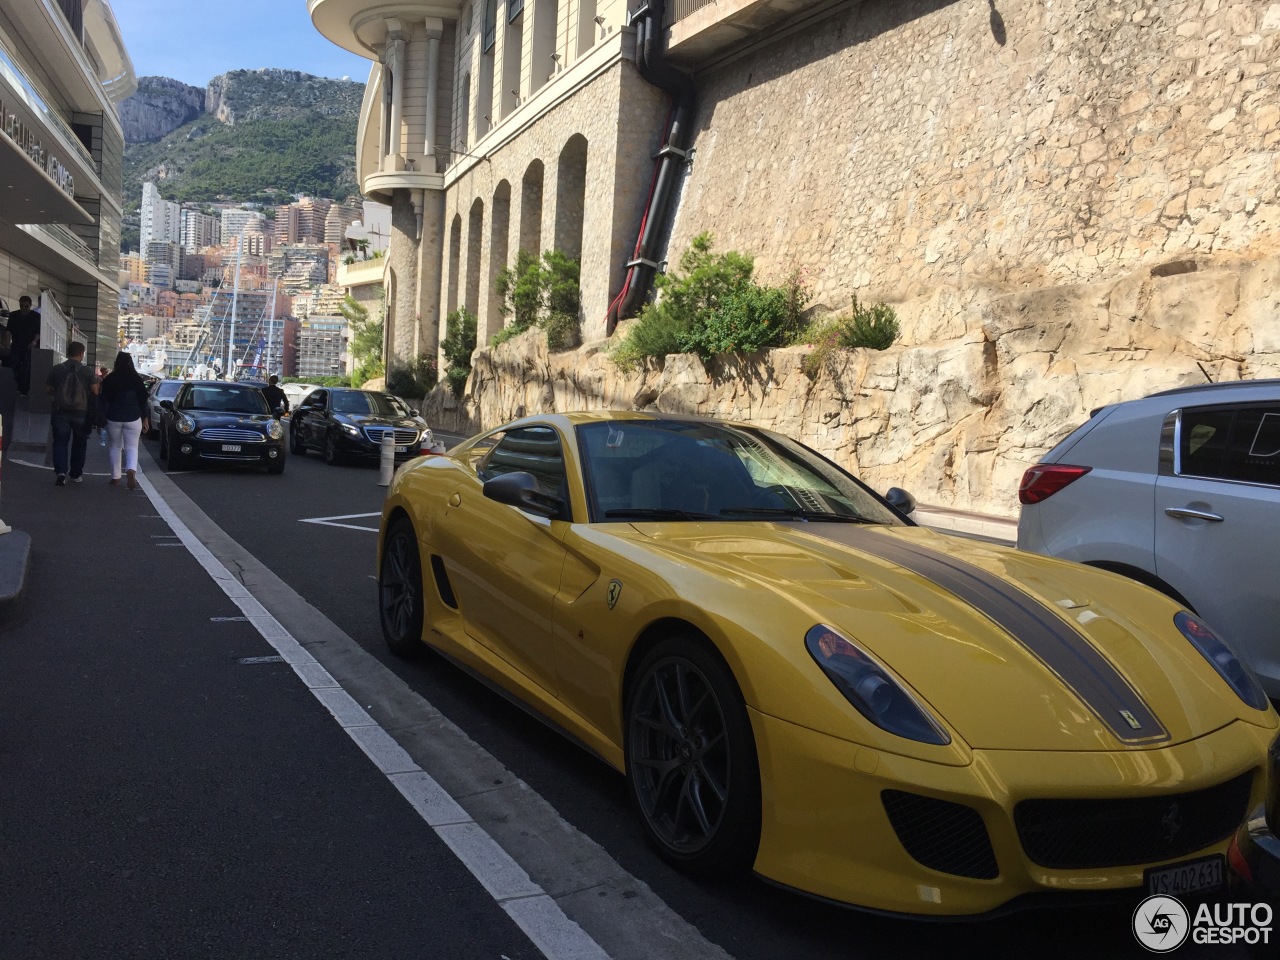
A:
364;427;419;445
1015;772;1253;869
882;790;999;879
198;428;265;442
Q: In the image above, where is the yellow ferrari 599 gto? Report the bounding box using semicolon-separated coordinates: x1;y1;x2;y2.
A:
377;412;1277;916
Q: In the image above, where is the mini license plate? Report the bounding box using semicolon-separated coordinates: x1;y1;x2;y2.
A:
221;444;242;452
1144;854;1224;896
395;445;409;453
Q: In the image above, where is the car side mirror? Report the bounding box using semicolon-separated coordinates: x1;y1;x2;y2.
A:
884;486;916;516
483;471;563;519
159;399;173;411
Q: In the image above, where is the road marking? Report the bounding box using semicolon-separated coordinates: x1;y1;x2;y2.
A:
135;473;612;960
211;616;249;622
299;511;381;533
8;458;109;477
238;655;286;664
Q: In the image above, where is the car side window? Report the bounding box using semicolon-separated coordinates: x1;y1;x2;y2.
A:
1180;405;1280;486
480;426;566;498
309;390;327;410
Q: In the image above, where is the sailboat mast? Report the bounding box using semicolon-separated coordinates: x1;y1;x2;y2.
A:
227;230;244;378
264;280;279;377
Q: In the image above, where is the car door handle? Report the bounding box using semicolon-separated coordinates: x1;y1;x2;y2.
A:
1165;507;1224;522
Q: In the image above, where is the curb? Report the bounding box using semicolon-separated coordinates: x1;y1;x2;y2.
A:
0;529;31;607
914;504;1019;545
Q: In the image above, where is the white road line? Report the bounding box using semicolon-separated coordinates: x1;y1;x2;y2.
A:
299;511;381;532
135;470;611;960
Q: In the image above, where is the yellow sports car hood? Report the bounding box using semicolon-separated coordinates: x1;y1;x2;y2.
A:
627;522;1250;752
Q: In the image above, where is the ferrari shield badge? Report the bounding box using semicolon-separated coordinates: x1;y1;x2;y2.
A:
607;579;623;610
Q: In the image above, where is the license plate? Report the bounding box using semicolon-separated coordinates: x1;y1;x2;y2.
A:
221;444;242;452
1144;854;1224;895
395;445;408;453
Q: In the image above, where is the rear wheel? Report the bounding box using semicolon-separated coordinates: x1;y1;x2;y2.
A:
625;636;761;875
379;518;425;658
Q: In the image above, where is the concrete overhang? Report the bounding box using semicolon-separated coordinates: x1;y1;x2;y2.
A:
362;169;445;203
0;220;100;285
667;0;854;65
309;0;462;56
0;136;93;225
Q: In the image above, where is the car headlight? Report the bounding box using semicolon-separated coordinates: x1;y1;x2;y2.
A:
341;423;360;436
267;420;284;440
175;415;196;435
805;625;950;745
1175;611;1269;710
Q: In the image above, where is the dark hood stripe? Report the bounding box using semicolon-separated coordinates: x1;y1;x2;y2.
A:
802;527;1169;746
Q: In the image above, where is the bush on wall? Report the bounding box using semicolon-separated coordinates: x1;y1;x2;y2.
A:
492;249;581;350
441;307;478;398
800;296;901;380
611;233;809;368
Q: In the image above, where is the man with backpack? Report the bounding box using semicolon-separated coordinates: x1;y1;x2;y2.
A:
45;341;100;486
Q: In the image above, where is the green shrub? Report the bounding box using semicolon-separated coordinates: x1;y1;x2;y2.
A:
441;307;478;398
386;354;437;397
840;296;899;350
800;297;900;380
492;249;581;350
612;235;809;367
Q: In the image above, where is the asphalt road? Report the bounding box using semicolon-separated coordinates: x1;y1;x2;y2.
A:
102;424;1254;960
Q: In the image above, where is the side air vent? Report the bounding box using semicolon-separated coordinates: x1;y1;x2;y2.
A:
882;790;999;880
430;555;458;609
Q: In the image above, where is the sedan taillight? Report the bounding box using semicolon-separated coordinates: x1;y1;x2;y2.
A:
1018;464;1092;505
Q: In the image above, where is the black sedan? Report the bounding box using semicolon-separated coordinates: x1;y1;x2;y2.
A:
158;380;286;473
289;387;437;465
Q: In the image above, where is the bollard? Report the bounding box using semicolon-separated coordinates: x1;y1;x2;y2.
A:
378;430;395;487
0;414;10;535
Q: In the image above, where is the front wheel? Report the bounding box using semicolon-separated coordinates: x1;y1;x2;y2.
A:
323;430;341;465
625;637;761;876
379;518;424;658
289;422;306;455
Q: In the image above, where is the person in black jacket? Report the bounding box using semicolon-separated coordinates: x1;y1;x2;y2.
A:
100;351;151;489
261;375;288;418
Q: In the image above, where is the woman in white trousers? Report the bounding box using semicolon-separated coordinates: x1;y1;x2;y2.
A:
98;351;151;489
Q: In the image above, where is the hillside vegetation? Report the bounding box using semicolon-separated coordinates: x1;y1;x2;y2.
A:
121;69;364;241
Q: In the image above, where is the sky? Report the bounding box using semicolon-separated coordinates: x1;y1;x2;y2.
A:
110;0;373;87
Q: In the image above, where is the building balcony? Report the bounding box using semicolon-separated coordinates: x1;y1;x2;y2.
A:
664;0;851;65
308;0;461;57
337;256;385;289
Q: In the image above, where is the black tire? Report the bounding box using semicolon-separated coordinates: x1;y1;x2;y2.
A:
323;430;341;465
289;422;306;455
267;456;285;475
379;518;425;658
166;430;187;469
625;636;761;876
158;428;168;461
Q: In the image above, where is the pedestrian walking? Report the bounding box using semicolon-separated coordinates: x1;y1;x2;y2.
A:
99;351;150;489
45;341;100;485
261;374;289;418
6;295;41;397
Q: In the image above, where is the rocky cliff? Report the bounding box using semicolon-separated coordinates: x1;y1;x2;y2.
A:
118;76;204;143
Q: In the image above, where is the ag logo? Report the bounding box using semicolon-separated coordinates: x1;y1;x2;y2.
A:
606;579;623;610
1133;895;1190;952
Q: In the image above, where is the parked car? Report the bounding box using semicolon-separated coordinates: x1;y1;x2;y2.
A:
281;382;319;414
290;387;437;465
1017;379;1280;697
377;411;1277;916
145;378;184;438
157;380;285;473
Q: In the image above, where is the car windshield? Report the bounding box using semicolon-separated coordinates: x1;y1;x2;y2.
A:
577;420;903;524
331;391;411;416
180;385;270;415
156;381;182;400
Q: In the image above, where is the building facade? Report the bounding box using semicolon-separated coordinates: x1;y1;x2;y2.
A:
139;180;179;254
0;0;135;368
180;208;222;253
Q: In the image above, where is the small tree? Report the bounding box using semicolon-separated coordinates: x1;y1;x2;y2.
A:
343;292;384;386
492;249;581;350
442;307;478;398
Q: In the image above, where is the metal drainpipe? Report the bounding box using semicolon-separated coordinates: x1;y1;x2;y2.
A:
606;0;696;334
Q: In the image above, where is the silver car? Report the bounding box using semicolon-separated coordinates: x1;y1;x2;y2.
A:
1017;379;1280;697
145;378;184;438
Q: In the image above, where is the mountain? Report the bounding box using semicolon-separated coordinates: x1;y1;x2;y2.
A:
120;69;365;247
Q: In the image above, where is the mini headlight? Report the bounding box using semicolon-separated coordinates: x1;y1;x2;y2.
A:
175;415;195;435
267;420;284;440
1175;611;1269;710
805;625;950;745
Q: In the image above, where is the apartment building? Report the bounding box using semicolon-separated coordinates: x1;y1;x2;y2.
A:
296;315;348;379
0;0;135;369
220;208;267;247
180;208;221;253
139;181;179;254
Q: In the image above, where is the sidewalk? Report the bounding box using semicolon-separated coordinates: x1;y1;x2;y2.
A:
0;399;120;607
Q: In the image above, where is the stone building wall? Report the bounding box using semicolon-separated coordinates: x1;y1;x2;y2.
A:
418;0;1280;516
